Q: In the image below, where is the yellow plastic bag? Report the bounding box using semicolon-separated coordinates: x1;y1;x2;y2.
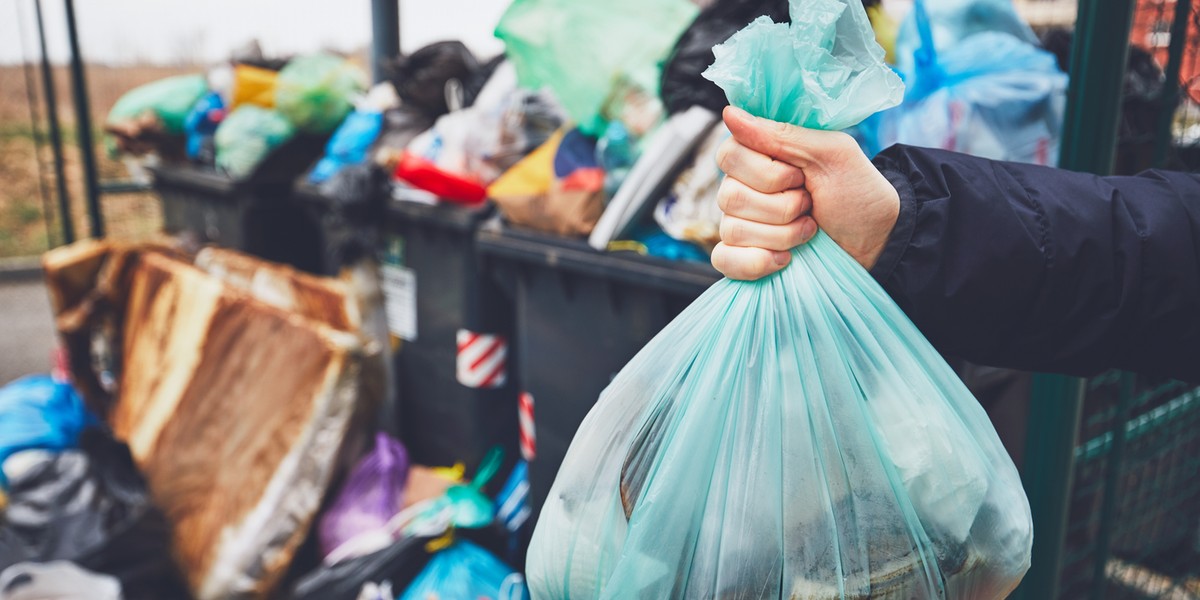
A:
231;64;278;110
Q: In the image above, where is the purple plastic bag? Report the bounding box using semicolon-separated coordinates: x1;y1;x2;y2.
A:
318;432;410;558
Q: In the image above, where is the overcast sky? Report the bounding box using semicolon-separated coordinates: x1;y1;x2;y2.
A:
0;0;509;65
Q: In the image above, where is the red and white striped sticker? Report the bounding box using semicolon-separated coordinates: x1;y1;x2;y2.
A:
519;392;536;461
456;330;508;389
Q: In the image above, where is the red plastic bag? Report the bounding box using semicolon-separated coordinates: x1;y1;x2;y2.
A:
393;151;488;205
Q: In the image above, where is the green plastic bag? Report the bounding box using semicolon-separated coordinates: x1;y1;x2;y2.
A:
275;54;365;134
526;0;1033;598
106;74;208;135
495;0;697;135
214;106;295;178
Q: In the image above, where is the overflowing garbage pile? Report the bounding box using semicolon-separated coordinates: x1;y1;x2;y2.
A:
0;239;533;599
105;44;367;181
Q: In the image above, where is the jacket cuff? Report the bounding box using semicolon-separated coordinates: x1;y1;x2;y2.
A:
869;158;917;284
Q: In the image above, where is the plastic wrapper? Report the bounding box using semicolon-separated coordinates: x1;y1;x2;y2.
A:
319;432;410;559
398;541;528;600
526;0;1033;597
0;376;95;486
275;53;365;134
214;106;296;178
495;0;698;135
858;0;1066;165
488;129;606;237
106;74;208;136
653;122;728;250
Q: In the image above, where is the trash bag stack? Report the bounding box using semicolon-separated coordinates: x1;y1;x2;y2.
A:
106;50;367;180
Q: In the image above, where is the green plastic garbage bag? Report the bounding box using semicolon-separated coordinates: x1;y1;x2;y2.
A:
106;74;207;135
275;53;365;134
525;0;1033;598
214;106;295;178
495;0;697;135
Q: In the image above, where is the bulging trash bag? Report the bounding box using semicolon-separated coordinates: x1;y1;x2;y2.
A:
275;53;365;134
0;376;95;486
319;432;411;559
214;106;296;178
526;0;1033;597
0;429;191;600
398;541;527;600
107;74;208;136
659;0;789;115
0;561;122;600
859;0;1067;165
495;0;698;135
892;0;1039;81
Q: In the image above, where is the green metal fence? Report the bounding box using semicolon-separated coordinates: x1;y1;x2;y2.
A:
1016;0;1200;598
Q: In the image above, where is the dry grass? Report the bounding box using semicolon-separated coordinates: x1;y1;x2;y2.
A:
0;64;194;258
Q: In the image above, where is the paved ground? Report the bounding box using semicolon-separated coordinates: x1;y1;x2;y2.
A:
0;276;57;385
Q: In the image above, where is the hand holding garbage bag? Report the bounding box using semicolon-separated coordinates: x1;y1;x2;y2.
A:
525;0;1033;598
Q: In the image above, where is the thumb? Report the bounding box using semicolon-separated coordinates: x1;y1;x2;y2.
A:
722;106;831;168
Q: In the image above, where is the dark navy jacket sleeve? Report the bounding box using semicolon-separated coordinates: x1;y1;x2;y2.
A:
869;144;1200;383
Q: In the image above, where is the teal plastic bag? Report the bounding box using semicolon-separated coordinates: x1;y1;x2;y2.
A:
526;0;1033;598
106;74;208;135
275;54;365;134
214;106;295;178
495;0;697;135
398;541;527;600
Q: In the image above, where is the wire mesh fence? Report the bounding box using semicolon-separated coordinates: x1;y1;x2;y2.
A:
1059;375;1200;598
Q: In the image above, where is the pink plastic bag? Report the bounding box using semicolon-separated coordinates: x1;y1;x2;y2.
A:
318;432;410;558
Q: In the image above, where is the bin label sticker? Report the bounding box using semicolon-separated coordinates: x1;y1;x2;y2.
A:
456;330;508;389
382;236;417;341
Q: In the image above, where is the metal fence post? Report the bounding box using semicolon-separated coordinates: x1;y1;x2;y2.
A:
1010;0;1136;597
371;0;401;85
33;0;74;245
63;0;103;239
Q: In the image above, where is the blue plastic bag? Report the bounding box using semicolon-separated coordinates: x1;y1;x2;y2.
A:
0;375;95;486
859;0;1067;164
308;110;384;184
527;0;1033;597
184;92;225;160
398;541;528;600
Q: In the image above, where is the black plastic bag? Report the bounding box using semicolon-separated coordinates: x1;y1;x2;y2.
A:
658;0;789;114
387;42;480;119
0;429;192;600
290;535;435;600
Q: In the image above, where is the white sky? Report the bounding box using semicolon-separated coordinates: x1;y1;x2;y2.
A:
0;0;509;65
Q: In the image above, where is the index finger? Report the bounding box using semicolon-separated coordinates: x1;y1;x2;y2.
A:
715;137;806;195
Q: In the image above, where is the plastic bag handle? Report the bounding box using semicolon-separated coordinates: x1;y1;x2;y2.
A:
910;0;944;96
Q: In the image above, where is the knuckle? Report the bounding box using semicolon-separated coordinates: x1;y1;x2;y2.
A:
780;190;804;223
715;139;739;173
719;216;744;245
716;179;743;215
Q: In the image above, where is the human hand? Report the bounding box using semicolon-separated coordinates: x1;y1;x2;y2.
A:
710;106;901;280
